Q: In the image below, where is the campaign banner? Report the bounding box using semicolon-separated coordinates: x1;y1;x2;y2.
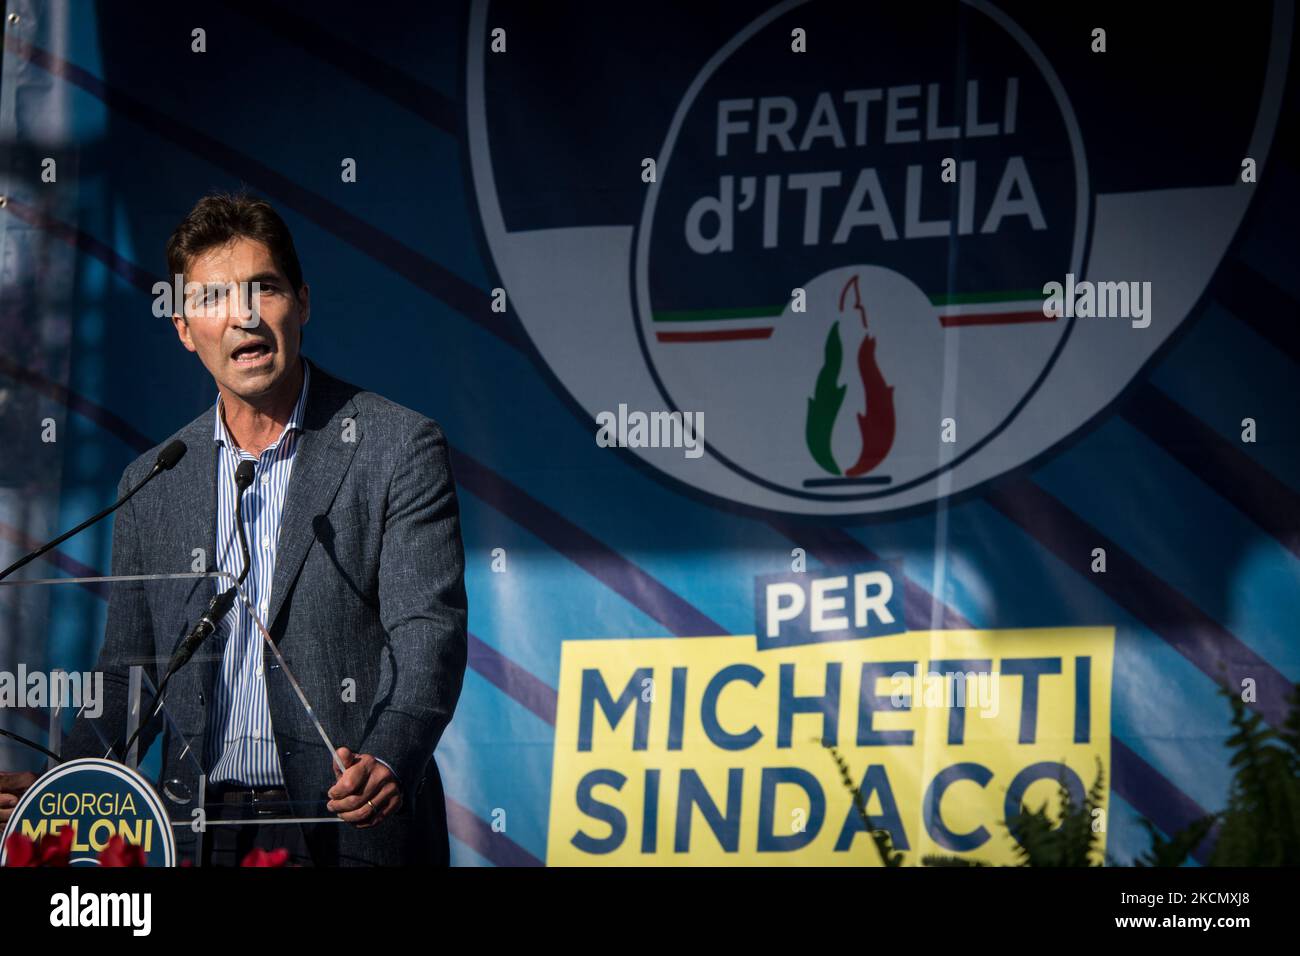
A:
549;566;1113;865
549;629;1114;866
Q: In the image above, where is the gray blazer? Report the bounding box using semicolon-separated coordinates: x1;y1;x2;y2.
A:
62;359;468;866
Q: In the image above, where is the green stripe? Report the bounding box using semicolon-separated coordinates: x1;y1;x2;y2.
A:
929;289;1043;306
653;306;783;323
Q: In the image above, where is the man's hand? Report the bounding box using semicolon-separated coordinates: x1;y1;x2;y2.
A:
326;747;401;828
0;771;38;825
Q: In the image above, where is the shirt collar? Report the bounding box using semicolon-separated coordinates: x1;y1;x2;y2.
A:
213;357;312;452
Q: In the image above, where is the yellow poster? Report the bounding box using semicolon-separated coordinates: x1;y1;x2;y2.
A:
548;628;1113;865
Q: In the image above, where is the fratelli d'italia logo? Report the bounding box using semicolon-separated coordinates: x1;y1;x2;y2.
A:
631;0;1084;504
467;0;1288;515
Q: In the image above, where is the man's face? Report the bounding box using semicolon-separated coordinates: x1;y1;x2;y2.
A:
171;237;309;403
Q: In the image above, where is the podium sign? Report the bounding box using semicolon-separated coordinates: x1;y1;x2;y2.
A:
0;757;175;866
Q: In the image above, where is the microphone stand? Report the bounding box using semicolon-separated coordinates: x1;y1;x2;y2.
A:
118;460;257;762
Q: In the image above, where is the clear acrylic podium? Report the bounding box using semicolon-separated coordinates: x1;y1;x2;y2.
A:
0;570;345;865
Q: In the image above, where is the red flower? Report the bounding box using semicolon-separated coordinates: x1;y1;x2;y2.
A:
3;832;35;867
240;847;291;867
3;827;75;867
98;834;146;867
36;827;75;866
39;827;74;863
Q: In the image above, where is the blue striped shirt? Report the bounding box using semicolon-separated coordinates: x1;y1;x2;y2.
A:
204;359;310;787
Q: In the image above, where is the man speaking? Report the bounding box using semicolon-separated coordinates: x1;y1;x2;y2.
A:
0;192;468;865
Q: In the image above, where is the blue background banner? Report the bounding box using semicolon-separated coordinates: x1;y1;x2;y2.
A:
0;0;1296;866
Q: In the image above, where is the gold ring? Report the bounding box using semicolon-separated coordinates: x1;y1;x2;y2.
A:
366;799;377;814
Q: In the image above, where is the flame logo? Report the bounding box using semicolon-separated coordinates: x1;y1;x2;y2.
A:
805;275;896;478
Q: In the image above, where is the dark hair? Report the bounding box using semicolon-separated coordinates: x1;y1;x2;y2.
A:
166;190;304;292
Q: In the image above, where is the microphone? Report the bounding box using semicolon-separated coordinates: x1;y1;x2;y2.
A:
168;460;256;663
118;459;256;762
166;459;256;666
0;440;187;582
231;460;255;586
0;440;186;766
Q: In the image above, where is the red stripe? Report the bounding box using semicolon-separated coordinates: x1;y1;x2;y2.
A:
939;310;1054;327
656;327;773;342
